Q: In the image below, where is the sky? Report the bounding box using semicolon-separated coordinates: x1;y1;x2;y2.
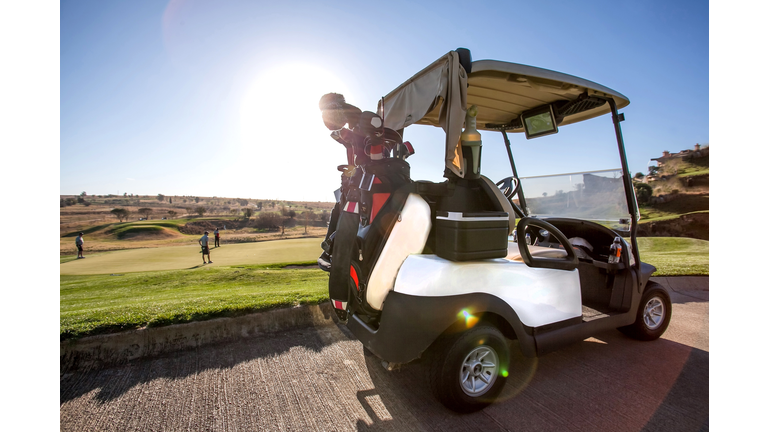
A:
57;0;709;202
4;2;768;427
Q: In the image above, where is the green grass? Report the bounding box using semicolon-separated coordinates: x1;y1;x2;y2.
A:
677;167;709;177
60;237;707;340
639;209;709;223
638;237;708;276
60;262;327;340
111;224;168;239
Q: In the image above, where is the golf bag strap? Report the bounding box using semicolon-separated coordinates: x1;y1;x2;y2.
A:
329;201;360;310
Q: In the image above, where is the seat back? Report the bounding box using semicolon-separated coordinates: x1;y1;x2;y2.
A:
365;193;432;310
479;175;516;235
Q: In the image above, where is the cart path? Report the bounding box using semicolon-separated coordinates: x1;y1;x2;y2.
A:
60;279;708;431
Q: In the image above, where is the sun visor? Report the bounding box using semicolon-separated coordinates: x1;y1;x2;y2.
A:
379;50;468;177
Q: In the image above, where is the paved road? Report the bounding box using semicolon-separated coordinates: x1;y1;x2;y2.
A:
60;278;708;431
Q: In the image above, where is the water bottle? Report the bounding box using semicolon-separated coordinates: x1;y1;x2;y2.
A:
512;229;518;242
460;105;482;179
608;237;622;264
525;233;532;245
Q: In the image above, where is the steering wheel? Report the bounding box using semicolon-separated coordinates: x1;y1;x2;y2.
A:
516;217;579;271
495;176;520;199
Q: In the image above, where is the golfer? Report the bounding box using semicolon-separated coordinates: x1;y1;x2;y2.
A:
199;231;212;264
214;227;220;247
76;232;85;259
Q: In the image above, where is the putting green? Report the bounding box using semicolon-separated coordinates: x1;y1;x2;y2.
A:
60;238;323;275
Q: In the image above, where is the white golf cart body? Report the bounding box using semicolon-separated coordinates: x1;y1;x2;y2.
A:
342;50;662;366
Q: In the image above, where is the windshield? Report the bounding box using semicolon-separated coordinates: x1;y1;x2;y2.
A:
515;169;631;232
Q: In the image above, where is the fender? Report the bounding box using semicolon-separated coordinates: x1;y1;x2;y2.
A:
346;291;538;364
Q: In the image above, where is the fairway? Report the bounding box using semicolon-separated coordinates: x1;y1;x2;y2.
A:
60;238;323;275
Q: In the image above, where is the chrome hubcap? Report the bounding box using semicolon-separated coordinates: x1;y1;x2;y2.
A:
643;297;665;330
460;346;499;396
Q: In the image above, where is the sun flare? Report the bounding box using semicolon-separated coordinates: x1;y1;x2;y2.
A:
239;63;351;155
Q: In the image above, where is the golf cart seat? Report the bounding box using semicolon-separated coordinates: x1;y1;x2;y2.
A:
365;193;432;311
506;242;569;262
480;175;516;235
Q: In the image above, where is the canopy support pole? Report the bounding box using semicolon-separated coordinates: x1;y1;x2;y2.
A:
604;98;642;277
501;130;528;218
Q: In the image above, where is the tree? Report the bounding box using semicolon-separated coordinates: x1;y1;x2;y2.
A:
111;208;130;222
256;212;281;229
80;191;87;197
138;208;153;219
633;182;653;205
242;207;253;219
230;209;239;217
195;197;200;203
167;210;177;219
302;211;316;234
157;194;165;202
195;206;207;216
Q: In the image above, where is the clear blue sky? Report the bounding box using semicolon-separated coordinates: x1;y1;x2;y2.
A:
57;0;709;202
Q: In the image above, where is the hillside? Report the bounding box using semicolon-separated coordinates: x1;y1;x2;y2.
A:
634;144;709;240
60;194;336;255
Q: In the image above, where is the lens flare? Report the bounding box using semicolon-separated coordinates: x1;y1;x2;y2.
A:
459;309;479;328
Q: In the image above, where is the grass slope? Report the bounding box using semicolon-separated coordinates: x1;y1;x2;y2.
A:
61;263;327;339
637;237;709;276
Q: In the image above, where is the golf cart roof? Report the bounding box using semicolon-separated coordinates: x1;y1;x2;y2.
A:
378;50;630;177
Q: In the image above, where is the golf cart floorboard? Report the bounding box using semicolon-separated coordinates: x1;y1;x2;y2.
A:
582;305;611;322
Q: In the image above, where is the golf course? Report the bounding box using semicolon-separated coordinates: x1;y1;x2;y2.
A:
59;185;709;341
60;232;708;341
60;237;323;275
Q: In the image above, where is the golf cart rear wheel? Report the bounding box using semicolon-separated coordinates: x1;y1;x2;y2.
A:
428;325;509;412
619;282;672;341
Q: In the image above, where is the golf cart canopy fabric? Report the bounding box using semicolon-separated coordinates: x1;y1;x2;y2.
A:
378;50;630;178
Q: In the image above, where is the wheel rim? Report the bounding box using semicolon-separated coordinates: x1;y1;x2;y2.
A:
643;296;665;330
459;345;499;397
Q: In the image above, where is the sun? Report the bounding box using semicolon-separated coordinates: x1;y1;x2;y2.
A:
239;63;352;156
235;63;358;200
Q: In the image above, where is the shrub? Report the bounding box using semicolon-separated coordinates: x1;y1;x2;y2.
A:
633;182;653;205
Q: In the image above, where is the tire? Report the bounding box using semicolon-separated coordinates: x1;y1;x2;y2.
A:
428;325;509;413
619;281;672;341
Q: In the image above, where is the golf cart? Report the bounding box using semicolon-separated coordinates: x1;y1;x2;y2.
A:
317;48;671;412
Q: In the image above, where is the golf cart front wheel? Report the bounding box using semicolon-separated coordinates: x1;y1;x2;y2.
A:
619;281;672;341
429;325;509;412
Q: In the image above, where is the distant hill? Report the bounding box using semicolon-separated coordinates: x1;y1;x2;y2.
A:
634;144;709;240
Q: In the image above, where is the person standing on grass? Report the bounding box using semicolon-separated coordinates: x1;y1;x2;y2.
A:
214;227;220;247
199;231;212;264
76;232;85;259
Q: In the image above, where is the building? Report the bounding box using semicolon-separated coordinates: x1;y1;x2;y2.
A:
651;143;709;167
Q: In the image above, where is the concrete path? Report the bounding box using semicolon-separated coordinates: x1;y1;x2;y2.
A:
60;277;708;431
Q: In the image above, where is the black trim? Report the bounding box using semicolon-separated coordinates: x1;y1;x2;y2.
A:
531;316;582;336
347;291;537;363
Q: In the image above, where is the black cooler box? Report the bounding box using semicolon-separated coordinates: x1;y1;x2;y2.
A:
435;211;509;261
